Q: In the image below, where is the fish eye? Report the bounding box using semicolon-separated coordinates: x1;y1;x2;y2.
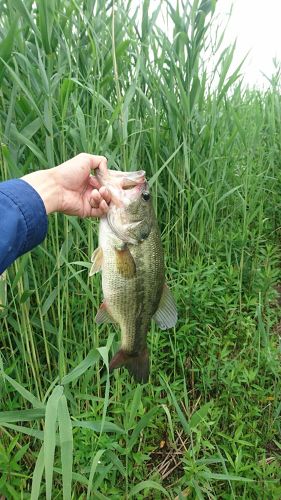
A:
142;191;150;201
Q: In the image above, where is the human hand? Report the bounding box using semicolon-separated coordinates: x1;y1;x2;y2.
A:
22;153;111;217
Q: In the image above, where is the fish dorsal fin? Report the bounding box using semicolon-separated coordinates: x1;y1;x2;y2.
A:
153;284;178;330
114;244;136;278
89;247;103;276
95;302;115;324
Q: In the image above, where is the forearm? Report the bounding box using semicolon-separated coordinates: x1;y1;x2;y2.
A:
0;153;110;273
21;168;61;214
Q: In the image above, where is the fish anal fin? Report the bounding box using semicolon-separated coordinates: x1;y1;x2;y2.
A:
114;245;136;278
89;247;103;276
95;302;115;324
153;284;177;330
109;348;149;383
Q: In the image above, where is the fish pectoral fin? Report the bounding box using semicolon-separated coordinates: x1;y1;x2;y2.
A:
95;302;115;324
89;247;103;276
114;244;136;278
153;284;178;330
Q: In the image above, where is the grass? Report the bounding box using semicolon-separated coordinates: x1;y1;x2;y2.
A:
0;0;281;498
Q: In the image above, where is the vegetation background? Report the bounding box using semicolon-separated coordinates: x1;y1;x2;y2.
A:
0;0;281;498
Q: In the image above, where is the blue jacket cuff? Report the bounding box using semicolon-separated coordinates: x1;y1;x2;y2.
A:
0;179;48;255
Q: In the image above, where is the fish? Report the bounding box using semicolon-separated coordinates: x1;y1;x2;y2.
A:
89;168;177;383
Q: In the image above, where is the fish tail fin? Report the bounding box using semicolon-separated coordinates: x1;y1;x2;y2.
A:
109;348;149;383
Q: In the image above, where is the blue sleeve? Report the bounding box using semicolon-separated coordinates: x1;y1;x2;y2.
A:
0;179;48;274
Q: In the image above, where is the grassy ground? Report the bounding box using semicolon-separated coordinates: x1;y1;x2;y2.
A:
0;0;281;498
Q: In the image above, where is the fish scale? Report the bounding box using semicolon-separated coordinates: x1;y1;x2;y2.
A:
90;168;177;382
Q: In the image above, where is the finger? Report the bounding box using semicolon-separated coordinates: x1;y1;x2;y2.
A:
59;153;107;175
99;199;109;213
89;176;101;189
90;207;104;218
99;187;111;205
90;200;109;217
89;189;102;209
88;155;108;174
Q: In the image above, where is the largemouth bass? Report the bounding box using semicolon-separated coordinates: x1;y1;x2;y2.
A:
90;168;177;382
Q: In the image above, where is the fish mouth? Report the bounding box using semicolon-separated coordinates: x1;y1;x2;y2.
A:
96;168;148;208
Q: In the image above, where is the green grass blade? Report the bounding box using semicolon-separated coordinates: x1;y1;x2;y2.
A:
0;57;42;117
86;449;106;500
72;420;125;434
0;422;57;443
0;19;17;83
128;407;158;449
44;385;64;500
160;376;190;434
129;480;170;498
0;409;45;423
58;395;73;500
10;123;47;166
189;401;213;430
61;349;100;385
149;142;183;186
1;372;45;409
31;444;45;500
